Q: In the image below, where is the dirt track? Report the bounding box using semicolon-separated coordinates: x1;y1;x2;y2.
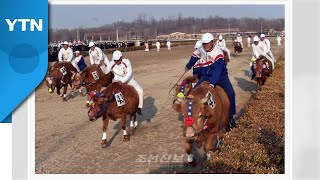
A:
35;39;284;173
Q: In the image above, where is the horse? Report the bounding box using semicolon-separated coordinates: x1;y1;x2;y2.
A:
233;41;243;55
223;50;230;65
253;56;273;91
71;64;114;94
45;62;77;100
172;81;230;166
87;82;140;148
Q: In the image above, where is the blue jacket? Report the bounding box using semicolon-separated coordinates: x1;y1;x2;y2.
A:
186;56;228;86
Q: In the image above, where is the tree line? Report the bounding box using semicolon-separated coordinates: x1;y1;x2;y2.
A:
50;14;284;41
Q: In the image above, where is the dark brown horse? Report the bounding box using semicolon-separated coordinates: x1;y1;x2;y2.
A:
253;56;273;90
233;41;243;55
45;62;77;100
87;82;140;148
172;81;230;166
71;64;114;93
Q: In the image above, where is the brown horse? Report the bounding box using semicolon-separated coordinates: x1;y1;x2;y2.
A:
45;62;77;100
172;81;230;166
223;50;230;64
253;56;273;90
233;41;243;55
87;82;140;148
71;64;114;93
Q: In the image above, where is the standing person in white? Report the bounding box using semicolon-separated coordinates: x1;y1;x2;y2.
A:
155;41;161;52
58;41;80;72
277;35;282;46
216;35;231;60
145;42;149;51
247;36;251;47
260;34;276;66
166;40;171;50
110;50;144;115
236;34;243;49
88;41;111;74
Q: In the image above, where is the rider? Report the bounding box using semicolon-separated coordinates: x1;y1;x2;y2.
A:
250;36;264;80
58;41;80;72
185;33;237;128
74;51;87;72
110;50;144;115
236;34;243;49
192;40;203;78
260;34;276;65
216;35;231;60
88;41;111;74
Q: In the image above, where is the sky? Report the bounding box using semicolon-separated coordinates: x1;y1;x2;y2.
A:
50;5;285;29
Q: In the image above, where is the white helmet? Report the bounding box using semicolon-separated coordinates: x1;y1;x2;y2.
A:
74;51;80;54
62;41;69;45
253;36;260;42
218;35;223;40
112;50;123;61
194;40;202;49
237;34;241;37
201;33;214;43
88;41;95;47
260;34;266;38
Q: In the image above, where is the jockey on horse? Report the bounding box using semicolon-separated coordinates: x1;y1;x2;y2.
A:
260;34;276;66
58;41;80;72
108;50;144;115
184;33;237;128
216;35;231;60
88;41;112;74
250;35;274;80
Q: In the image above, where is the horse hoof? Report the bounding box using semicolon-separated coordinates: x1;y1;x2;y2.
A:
123;135;130;141
129;127;135;135
101;140;108;148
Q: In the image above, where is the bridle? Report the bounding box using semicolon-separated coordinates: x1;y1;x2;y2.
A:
87;86;121;118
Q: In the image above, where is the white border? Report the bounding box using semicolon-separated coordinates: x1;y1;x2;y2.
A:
30;1;290;180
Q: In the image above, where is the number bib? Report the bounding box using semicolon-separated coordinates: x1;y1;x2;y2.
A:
59;66;67;75
114;92;126;107
207;92;215;109
91;71;99;80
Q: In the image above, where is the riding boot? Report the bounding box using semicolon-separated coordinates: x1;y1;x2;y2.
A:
229;117;237;128
137;108;143;115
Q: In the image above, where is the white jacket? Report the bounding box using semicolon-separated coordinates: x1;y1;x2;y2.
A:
58;47;73;62
89;46;109;65
236;36;243;42
252;41;264;59
110;58;133;83
216;39;226;49
261;39;271;53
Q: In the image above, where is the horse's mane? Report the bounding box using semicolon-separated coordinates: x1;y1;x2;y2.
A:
183;75;198;84
189;82;210;100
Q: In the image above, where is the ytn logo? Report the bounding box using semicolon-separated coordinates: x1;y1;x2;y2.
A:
5;19;43;31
